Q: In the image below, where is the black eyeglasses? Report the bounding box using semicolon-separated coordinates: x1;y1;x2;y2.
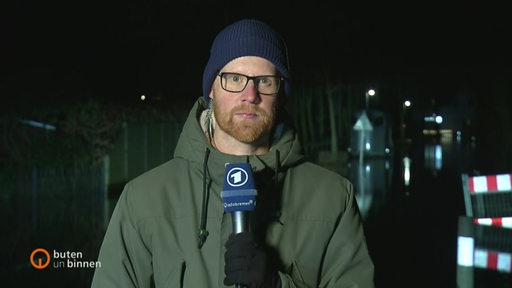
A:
217;72;283;95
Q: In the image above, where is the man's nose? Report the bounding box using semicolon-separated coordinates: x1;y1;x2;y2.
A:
240;80;260;103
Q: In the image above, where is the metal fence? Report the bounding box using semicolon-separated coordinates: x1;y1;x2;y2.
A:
1;165;106;287
0;121;184;287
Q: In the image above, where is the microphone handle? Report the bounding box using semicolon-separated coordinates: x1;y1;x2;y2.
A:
232;210;248;234
232;210;249;288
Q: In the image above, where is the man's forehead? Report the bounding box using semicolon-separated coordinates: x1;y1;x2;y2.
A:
222;56;277;74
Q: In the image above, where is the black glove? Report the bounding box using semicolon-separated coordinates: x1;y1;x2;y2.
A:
224;231;280;288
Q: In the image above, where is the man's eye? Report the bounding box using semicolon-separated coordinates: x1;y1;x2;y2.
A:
259;78;270;85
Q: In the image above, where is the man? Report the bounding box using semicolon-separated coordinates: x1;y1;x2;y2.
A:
91;18;374;288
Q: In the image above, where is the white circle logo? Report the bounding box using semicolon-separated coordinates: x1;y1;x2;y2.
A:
227;167;248;187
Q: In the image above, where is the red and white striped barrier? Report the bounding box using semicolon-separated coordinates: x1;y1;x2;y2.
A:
474;248;512;273
467;174;512;229
474;217;512;229
469;174;512;193
458;236;512;273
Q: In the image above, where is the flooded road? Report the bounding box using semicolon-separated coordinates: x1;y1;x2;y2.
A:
347;134;477;287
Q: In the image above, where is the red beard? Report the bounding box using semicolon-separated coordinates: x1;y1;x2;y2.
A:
214;103;276;144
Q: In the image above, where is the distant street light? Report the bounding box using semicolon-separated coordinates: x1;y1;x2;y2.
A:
365;89;376;110
400;99;412;143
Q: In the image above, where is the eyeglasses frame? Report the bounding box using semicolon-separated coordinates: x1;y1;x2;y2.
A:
217;72;283;95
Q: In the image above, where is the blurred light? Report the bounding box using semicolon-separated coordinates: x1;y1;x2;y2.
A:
365;89;376;109
19;119;56;131
424;114;443;124
140;94;146;101
424;144;443;171
404;100;411;107
403;156;411;186
435;144;442;170
367;89;376;96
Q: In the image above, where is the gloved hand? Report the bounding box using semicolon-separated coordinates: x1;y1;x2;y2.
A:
224;231;280;288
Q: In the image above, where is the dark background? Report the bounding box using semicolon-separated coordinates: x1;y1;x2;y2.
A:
1;1;511;287
2;0;510;175
2;1;509;106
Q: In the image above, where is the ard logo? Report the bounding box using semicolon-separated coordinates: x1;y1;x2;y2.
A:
227;167;248;187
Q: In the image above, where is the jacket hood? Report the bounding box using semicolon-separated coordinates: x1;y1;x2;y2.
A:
173;97;305;184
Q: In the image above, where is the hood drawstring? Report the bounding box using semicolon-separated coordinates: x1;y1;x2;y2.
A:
275;149;280;189
198;147;211;249
274;149;284;225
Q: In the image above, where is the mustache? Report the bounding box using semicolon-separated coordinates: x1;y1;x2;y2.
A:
231;105;263;115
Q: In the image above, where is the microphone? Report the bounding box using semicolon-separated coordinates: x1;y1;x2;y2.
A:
221;162;257;233
221;163;257;288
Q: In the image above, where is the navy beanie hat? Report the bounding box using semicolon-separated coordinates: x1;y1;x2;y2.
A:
202;19;291;100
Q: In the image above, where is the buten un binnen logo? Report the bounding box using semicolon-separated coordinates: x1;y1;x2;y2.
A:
29;247;101;269
227;167;248;187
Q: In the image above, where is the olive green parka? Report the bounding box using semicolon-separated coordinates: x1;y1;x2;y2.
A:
91;97;375;288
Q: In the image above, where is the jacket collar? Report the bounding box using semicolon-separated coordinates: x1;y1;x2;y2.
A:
173;97;305;186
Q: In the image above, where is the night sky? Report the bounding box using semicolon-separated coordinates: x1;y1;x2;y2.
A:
1;1;509;109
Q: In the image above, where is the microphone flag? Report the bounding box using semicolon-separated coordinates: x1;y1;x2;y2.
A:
221;163;257;213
